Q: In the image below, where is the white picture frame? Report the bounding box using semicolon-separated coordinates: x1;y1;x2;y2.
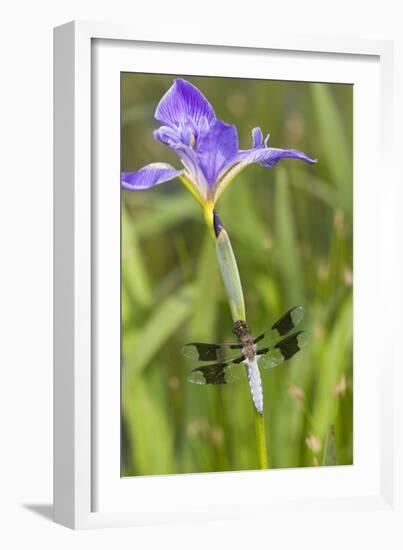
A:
54;20;398;530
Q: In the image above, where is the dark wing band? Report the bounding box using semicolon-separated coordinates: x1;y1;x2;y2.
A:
253;305;305;344
257;330;309;369
188;361;246;385
183;342;242;362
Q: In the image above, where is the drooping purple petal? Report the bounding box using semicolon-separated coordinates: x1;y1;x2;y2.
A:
121;163;183;190
154;79;216;130
238;146;317;168
196;120;239;187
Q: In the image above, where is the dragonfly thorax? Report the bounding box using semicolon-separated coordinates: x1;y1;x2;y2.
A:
233;320;256;361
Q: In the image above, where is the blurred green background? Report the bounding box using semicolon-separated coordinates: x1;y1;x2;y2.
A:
121;73;353;476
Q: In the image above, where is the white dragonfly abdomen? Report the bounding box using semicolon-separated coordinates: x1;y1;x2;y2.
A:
245;358;263;415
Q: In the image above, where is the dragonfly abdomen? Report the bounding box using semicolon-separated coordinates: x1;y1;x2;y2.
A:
246;359;263;415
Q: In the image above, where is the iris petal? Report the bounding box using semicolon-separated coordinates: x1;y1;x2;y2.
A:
154;79;216;129
214;144;317;204
239;147;317;168
153;126;181;147
123;79;317;206
197;120;239;188
252;127;264;148
175;146;209;198
154;127;209;198
121;162;183;190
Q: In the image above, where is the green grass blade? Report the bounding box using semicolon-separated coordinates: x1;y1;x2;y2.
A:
310;83;352;207
122;373;176;475
312;292;352;441
133;194;200;238
322;424;337;466
190;234;219;339
122;205;152;308
274;166;304;305
123;285;193;379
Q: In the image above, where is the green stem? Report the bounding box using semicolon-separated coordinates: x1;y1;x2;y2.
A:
215;224;246;321
255;408;269;469
208;208;269;469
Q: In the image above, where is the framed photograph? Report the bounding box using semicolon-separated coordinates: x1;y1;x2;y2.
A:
54;21;396;529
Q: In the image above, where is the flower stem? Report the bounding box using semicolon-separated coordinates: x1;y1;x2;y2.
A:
210;208;269;469
255;409;269;469
214;224;246;322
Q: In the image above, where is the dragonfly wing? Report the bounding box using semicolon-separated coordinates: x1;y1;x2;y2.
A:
257;330;309;369
183;342;242;362
188;361;246;385
272;306;305;336
254;306;305;344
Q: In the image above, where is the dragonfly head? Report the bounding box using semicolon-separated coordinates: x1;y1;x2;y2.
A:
233;319;250;340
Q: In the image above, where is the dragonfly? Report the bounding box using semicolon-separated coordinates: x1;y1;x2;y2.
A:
182;306;309;416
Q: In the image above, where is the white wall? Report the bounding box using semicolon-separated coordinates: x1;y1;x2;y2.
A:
0;1;401;548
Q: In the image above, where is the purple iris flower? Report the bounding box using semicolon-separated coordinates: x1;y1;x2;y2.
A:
122;79;317;207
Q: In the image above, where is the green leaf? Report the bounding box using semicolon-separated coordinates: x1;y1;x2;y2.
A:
122;206;152;308
123;285;194;379
290;171;345;210
274;166;304;305
133;194;200;238
310;83;352;205
122;373;176;475
219;174;267;253
323;425;337;466
312;293;353;438
190;235;220;339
